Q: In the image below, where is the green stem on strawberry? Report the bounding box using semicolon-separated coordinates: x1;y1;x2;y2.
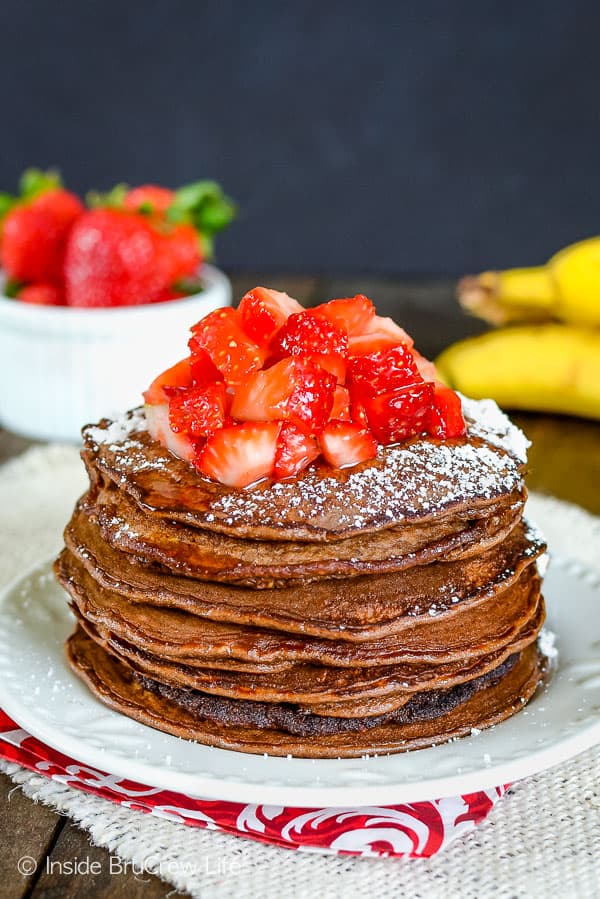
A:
167;180;237;261
19;168;62;199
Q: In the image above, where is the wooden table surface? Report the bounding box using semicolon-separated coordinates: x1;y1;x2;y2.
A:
1;274;599;898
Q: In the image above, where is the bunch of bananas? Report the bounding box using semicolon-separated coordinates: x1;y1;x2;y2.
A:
435;238;600;419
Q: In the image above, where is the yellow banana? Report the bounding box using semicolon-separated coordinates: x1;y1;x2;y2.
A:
435;324;600;420
458;237;600;328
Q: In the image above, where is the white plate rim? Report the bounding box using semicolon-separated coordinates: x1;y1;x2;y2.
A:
0;555;598;808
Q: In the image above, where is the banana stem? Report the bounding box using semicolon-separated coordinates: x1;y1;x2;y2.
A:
458;267;557;326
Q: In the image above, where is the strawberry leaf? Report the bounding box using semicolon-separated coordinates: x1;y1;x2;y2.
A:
86;183;128;209
19;168;62;199
167;180;236;258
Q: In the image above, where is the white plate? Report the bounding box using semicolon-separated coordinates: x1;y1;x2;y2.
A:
0;557;598;807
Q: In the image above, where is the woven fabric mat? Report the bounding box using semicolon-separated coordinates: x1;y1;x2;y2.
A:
0;445;598;899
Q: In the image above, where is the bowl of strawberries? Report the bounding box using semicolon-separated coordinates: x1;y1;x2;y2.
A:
0;169;235;441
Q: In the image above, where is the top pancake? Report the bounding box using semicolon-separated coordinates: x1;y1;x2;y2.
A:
81;397;529;542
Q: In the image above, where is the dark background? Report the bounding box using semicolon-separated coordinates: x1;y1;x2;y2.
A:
2;0;599;275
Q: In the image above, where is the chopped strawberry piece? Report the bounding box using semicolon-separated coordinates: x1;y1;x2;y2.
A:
330;385;351;421
189;348;224;387
230;358;335;433
271;310;349;382
319;421;377;468
238;287;303;346
351;398;370;429
362;382;434;444
143;358;192;405
313;294;375;335
274;423;320;478
167;382;228;438
196;421;280;487
412;350;438;382
429;386;466;438
348;315;414;355
348;344;422;399
189;307;265;384
144;403;197;462
17;284;64;306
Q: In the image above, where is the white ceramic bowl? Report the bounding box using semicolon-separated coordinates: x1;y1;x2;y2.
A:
0;264;231;442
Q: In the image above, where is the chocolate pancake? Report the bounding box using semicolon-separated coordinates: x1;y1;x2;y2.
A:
61;515;544;640
81;397;528;542
66;628;545;757
82;479;525;586
58;546;544;670
70;595;545;706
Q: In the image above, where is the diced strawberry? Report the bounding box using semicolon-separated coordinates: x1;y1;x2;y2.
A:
125;185;175;214
167;382;228;438
144;403;196;462
274;423;320;478
188;307;265;384
143;358;192;405
189;348;224;387
271;310;349;382
351;398;370;429
17;284;64;306
313;294;375;335
348;315;414;355
196;421;280;487
348;345;422;400
330;385;351;421
230;357;335;433
362;382;434;444
429;386;466;438
319;421;377;468
412;350;438;382
238;287;303;347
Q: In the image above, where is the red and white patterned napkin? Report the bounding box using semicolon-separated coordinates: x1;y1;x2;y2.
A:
0;709;507;858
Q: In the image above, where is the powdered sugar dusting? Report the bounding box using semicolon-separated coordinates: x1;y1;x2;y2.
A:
85;408;147;446
460;395;530;463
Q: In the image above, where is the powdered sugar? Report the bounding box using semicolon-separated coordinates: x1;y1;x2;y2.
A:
460;395;530;464
85;408;147;447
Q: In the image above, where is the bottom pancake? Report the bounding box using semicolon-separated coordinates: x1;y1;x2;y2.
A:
66;627;546;758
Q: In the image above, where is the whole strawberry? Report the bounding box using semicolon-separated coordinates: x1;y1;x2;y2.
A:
64;208;176;308
1;169;83;284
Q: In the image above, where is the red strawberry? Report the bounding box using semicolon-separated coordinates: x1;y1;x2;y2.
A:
238;287;303;347
189;348;224;387
197;421;280;487
271;310;349;382
330;385;351;421
143;358;192;405
274;423;320;478
348;315;413;355
319;421;377;468
429;386;466;438
362;382;434;444
64;209;171;307
145;403;196;462
2;188;83;284
412;349;438;382
125;185;175;214
313;294;375;335
348;344;422;399
188;307;265;384
230;357;335;433
167;382;228;438
164;222;201;283
17;283;64;306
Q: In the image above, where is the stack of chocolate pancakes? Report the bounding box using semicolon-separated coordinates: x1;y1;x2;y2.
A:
56;396;548;758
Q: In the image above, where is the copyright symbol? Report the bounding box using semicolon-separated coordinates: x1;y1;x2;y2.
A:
17;856;37;876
